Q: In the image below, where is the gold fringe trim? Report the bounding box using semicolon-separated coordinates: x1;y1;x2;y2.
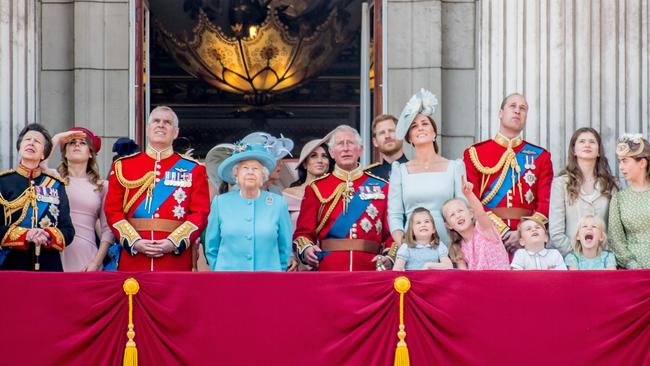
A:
123;278;140;366
393;276;411;366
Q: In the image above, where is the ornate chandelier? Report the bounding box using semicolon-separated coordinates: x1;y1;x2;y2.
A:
155;1;360;105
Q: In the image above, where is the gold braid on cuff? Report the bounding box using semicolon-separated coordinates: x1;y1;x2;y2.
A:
168;221;198;249
113;220;141;249
293;236;314;254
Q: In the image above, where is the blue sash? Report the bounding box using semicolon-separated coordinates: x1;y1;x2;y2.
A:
326;177;385;239
132;158;197;218
483;143;543;208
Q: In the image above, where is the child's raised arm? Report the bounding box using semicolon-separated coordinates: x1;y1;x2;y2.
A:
461;175;499;240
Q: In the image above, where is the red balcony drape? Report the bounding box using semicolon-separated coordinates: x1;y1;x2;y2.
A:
1;270;648;366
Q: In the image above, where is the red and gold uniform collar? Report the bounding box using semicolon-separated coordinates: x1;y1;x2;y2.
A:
146;145;174;161
332;165;364;181
494;132;524;149
16;163;42;179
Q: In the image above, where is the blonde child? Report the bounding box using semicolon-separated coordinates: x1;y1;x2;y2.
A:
511;217;567;270
441;176;510;270
393;207;453;271
564;214;616;270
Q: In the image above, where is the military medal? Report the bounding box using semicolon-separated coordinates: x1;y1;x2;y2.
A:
172;205;186;219
173;188;187;204
370;184;385;199
525;190;535;204
375;220;382;234
165;171;193;187
524;155;536;170
39;216;52;228
365;203;378;219
360;218;372;233
523;170;537;186
35;186;60;204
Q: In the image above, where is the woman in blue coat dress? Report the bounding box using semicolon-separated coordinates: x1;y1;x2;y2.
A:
205;141;292;271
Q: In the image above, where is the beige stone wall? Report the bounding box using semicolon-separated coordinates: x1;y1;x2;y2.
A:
39;0;130;175
386;0;478;160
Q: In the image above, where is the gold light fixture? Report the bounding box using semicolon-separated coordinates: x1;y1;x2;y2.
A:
156;4;357;105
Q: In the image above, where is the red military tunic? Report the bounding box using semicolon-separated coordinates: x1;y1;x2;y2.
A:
104;146;210;271
293;165;394;271
463;133;553;235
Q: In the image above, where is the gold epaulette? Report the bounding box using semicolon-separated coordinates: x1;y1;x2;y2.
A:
364;162;381;169
310;172;330;184
42;171;65;184
0;169;15;177
113;151;140;163
364;170;388;184
178;153;200;164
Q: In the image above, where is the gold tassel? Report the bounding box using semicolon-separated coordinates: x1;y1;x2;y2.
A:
393;276;411;366
123;278;140;366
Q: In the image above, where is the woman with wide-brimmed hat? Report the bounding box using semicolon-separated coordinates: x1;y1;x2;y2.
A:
205;138;292;271
283;138;334;230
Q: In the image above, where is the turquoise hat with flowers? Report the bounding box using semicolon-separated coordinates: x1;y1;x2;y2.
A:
217;132;294;185
395;88;439;140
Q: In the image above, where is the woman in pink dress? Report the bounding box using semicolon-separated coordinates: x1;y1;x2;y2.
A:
45;127;115;271
282;138;333;270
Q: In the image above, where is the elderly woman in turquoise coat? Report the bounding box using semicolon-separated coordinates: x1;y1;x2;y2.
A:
205;142;292;271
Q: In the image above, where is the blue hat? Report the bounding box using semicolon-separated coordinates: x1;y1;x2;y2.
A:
112;137;140;157
396;88;439;140
218;143;277;185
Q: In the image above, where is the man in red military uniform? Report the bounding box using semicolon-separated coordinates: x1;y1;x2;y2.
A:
294;125;394;271
463;93;553;253
104;106;210;271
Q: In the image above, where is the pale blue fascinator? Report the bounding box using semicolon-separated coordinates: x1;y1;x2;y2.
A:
395;88;439;140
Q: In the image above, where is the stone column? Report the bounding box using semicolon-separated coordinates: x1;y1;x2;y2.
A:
386;0;443;154
478;0;650;171
441;0;477;159
386;0;479;160
73;0;130;171
39;0;130;173
0;0;38;168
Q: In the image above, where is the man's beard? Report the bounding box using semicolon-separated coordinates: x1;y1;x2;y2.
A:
380;141;403;156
